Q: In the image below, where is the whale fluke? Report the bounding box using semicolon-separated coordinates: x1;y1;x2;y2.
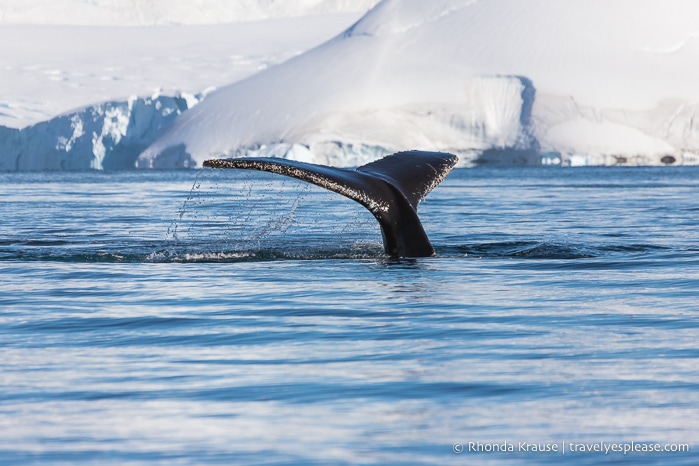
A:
203;150;458;258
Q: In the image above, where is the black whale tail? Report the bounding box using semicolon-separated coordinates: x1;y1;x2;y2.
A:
203;150;458;258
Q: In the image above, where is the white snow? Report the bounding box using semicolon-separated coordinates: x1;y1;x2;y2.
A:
545;119;676;160
140;0;699;168
3;0;699;170
0;0;379;25
0;15;369;129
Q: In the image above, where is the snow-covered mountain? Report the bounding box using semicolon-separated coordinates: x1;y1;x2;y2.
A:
3;0;699;170
140;0;699;168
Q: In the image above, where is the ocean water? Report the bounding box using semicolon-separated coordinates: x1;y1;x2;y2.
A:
0;166;697;465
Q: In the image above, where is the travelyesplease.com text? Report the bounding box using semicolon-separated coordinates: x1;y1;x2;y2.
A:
453;441;690;455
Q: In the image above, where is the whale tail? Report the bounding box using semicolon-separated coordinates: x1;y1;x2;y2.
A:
203;150;458;258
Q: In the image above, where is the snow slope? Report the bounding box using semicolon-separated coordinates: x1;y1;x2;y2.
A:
0;5;374;128
0;0;379;25
141;0;699;168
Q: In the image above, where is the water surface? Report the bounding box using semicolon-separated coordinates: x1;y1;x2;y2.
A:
1;167;698;464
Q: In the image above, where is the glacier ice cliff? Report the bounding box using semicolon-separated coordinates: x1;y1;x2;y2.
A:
0;93;201;171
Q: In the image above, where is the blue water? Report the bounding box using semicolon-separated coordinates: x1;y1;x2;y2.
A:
1;167;698;465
